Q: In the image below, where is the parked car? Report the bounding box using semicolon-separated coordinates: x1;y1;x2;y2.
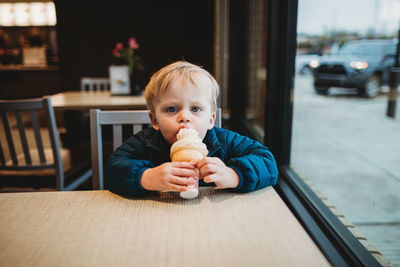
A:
311;39;398;97
295;53;320;75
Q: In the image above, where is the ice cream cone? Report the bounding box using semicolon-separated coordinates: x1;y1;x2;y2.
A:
170;128;208;199
170;147;205;162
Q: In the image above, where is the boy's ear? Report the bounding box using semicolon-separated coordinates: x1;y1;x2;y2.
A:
208;112;216;130
148;111;160;131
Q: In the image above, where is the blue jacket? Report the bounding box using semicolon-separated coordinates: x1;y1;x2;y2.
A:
105;127;278;197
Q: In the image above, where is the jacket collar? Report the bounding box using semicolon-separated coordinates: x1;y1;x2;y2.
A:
204;128;224;156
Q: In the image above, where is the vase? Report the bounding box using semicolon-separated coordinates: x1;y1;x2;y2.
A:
109;65;130;95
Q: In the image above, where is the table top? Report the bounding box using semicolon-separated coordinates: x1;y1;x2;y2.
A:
49;91;147;110
0;187;330;267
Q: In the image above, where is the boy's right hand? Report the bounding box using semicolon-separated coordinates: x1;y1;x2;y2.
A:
140;162;198;192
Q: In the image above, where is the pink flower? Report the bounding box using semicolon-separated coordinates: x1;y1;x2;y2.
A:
115;42;123;51
128;37;139;49
112;48;121;57
111;37;143;74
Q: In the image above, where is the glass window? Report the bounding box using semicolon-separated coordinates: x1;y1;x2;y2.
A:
293;0;400;265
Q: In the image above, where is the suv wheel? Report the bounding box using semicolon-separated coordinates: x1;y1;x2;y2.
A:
315;86;329;95
361;75;381;98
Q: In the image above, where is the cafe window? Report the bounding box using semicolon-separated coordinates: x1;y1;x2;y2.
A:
292;0;400;265
222;0;393;265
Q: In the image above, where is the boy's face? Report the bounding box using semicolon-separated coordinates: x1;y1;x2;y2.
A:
149;75;216;144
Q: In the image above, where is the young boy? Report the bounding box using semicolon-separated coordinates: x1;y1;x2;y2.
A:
105;61;278;197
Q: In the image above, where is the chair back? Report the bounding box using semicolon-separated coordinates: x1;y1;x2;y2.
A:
0;97;91;191
81;77;110;92
90;108;222;190
0;98;64;189
90;109;151;189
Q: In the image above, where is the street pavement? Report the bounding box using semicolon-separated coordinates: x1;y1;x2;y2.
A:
291;75;400;266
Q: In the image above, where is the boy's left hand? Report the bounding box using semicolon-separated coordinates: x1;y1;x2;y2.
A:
195;157;239;189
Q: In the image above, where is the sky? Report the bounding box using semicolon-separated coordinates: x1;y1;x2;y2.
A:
297;0;400;35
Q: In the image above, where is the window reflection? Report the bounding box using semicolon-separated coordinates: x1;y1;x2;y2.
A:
245;0;267;140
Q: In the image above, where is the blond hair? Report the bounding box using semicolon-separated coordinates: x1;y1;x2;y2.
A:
145;61;219;112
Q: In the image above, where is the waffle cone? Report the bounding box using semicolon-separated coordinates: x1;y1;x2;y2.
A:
171;148;205;162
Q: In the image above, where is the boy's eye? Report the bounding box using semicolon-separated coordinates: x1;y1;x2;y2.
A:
191;106;200;112
167;106;177;113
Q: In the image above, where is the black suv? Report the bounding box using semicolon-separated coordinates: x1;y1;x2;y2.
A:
312;39;398;97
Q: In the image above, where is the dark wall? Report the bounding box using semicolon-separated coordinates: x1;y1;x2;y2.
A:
54;0;215;91
0;69;61;99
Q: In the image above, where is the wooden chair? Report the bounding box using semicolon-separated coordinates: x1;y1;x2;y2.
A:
90;108;222;190
0;97;92;191
81;77;110;92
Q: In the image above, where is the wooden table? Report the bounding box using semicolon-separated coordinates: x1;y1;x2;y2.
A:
48;91;147;148
0;187;330;266
50;91;147;110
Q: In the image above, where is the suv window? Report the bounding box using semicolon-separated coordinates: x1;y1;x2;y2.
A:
339;42;384;56
386;43;397;56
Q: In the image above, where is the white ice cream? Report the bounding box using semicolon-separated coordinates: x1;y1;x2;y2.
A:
170;128;208;158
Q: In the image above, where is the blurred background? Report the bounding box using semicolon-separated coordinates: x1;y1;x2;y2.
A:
0;1;215;99
0;0;399;265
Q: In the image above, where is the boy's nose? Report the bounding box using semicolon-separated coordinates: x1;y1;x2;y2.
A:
179;110;191;123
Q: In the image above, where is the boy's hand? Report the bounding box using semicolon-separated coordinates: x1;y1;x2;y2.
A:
141;162;198;192
196;157;239;189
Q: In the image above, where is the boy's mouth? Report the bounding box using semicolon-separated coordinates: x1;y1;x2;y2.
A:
176;125;190;137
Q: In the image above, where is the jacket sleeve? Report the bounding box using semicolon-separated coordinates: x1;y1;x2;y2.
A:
104;135;154;197
223;131;278;192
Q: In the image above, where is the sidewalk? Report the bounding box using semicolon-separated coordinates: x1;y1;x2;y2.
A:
291;75;400;266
